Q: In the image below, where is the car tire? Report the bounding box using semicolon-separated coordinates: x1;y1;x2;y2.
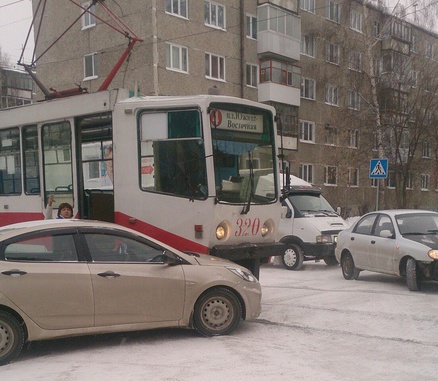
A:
281;243;304;270
341;252;360;280
323;256;339;266
0;311;25;366
406;257;422;291
193;288;242;336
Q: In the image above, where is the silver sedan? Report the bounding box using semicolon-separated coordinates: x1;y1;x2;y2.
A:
0;219;261;365
335;209;438;291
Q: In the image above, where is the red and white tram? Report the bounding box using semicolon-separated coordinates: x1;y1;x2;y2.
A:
0;89;284;276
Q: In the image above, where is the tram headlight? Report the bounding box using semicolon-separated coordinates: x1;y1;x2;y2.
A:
216;221;230;240
261;219;275;237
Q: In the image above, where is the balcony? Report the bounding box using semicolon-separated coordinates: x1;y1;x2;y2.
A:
257;29;300;62
258;82;300;107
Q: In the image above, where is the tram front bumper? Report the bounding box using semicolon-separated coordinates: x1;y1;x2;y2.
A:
210;242;285;262
210;242;285;279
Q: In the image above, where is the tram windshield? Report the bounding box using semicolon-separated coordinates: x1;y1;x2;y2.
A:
210;103;277;204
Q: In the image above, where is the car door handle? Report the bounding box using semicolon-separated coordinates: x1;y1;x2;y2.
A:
1;269;27;277
371;240;376;244
97;271;121;278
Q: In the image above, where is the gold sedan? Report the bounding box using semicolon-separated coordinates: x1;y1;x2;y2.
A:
0;219;261;365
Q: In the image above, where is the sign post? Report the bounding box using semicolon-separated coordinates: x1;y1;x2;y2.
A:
369;158;388;211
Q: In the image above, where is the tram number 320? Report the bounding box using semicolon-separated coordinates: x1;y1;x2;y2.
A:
235;218;261;237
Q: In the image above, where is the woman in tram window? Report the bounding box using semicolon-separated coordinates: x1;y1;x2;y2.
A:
44;194;74;219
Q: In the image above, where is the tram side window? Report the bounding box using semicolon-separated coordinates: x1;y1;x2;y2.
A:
139;110;208;200
42;122;74;207
23;125;40;194
0;127;21;195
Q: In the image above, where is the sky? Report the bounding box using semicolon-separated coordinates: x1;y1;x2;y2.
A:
0;0;34;68
0;0;435;69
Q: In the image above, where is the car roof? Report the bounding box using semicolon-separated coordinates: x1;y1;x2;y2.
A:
0;219;175;250
364;209;438;217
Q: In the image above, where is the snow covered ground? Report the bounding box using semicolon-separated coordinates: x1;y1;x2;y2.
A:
2;261;438;381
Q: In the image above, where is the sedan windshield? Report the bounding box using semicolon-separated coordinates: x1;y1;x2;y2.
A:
396;213;438;235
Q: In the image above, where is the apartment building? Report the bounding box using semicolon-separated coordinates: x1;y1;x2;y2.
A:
30;0;437;214
296;0;438;215
0;68;33;109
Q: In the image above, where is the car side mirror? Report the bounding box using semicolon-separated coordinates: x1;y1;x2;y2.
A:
163;250;189;265
379;230;394;239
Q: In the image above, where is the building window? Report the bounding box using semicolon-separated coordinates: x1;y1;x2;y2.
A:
374;20;380;36
301;77;316;100
246;63;258;87
348;129;359;148
326;0;340;23
386;170;396;188
410;70;418;88
349;50;362;71
348;168;359;187
350;9;363;32
205;52;225;80
84;53;98;79
406;173;414;190
300;163;314;183
300;120;315;143
301;35;315;57
326;43;340;64
411;34;418;53
324;166;337;186
260;60;301;88
348;91;360;110
421;174;430;190
325;125;338;146
422;141;431;158
425;41;433;58
166;43;188;73
204;1;226;29
246;14;257;39
82;1;96;29
165;0;188;18
325;84;339;106
301;0;315;13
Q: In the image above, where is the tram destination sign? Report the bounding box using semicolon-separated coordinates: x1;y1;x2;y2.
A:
210;109;263;133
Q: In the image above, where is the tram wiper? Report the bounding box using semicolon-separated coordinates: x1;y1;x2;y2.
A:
241;151;254;215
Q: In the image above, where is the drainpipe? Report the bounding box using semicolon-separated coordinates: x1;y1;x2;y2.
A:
152;0;159;95
240;0;245;98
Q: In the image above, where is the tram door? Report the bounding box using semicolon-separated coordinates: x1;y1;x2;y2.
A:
76;113;114;222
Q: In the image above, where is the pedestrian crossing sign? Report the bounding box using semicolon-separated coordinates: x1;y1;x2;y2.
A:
369;158;388;179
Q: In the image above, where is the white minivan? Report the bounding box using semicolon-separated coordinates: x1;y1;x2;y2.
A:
277;176;350;270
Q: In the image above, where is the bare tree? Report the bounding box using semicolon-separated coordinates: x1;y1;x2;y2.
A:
0;46;11;68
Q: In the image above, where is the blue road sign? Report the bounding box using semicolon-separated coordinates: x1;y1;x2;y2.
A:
369;158;388;179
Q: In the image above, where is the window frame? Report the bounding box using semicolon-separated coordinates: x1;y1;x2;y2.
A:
246;63;258;88
301;35;315;58
205;52;225;81
81;1;96;30
166;43;189;73
165;0;188;19
350;9;363;33
325;84;339;106
324;165;338;186
301;77;316;100
246;13;257;39
326;43;340;65
83;52;98;80
204;1;226;30
299;163;314;183
299;120;315;143
326;0;340;23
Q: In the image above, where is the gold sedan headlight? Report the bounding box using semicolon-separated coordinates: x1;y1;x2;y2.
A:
428;249;438;260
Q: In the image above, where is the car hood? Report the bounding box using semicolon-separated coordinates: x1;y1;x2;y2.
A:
404;234;438;249
194;254;235;267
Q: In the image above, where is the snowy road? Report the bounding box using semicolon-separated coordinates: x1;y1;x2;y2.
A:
2;261;438;380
